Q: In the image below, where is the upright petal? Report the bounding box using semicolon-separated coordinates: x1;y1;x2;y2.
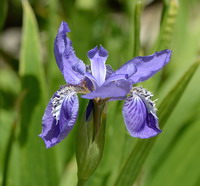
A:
85;64;114;91
39;85;79;148
82;79;132;100
54;21;86;85
122;88;161;138
88;45;108;86
117;49;172;84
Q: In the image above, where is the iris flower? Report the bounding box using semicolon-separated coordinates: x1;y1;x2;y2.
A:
39;21;172;148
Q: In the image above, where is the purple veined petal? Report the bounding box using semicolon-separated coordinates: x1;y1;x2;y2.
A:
39;86;79;148
82;79;132;100
122;89;161;138
54;21;86;85
117;49;172;84
88;45;108;86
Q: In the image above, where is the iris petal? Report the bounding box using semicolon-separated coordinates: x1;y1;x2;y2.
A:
39;86;79;148
116;62;137;78
117;49;172;84
122;91;161;138
54;21;86;85
105;74;128;83
82;79;132;100
88;45;108;86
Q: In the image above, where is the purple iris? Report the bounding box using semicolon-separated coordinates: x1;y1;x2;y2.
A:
39;21;172;148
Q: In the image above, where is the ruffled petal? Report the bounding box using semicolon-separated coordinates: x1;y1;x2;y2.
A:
54;21;86;85
88;45;108;86
82;79;132;100
39;86;79;148
122;88;161;138
117;49;172;84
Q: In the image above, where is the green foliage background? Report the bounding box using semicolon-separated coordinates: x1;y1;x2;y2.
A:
0;0;200;185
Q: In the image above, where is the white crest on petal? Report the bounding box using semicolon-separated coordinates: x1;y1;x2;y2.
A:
131;86;157;114
51;85;76;122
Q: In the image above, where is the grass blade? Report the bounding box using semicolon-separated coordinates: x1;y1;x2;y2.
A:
0;0;8;30
18;1;59;185
133;0;143;57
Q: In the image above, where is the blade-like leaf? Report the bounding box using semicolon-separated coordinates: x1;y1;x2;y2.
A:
16;1;58;185
0;0;8;30
155;0;179;51
133;0;143;57
114;59;200;186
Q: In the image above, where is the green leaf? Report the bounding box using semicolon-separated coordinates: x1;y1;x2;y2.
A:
0;0;8;30
19;0;47;146
114;59;200;186
145;109;200;186
14;0;59;185
158;60;200;127
46;0;62;95
133;0;143;57
155;0;179;51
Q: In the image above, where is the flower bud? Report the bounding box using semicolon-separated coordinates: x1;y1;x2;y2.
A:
76;100;107;184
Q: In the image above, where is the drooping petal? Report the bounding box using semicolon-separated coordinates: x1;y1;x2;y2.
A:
54;21;86;85
122;88;161;138
82;79;132;100
117;49;172;84
88;45;108;86
39;86;79;148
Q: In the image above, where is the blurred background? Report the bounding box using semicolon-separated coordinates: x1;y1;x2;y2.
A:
0;0;200;186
